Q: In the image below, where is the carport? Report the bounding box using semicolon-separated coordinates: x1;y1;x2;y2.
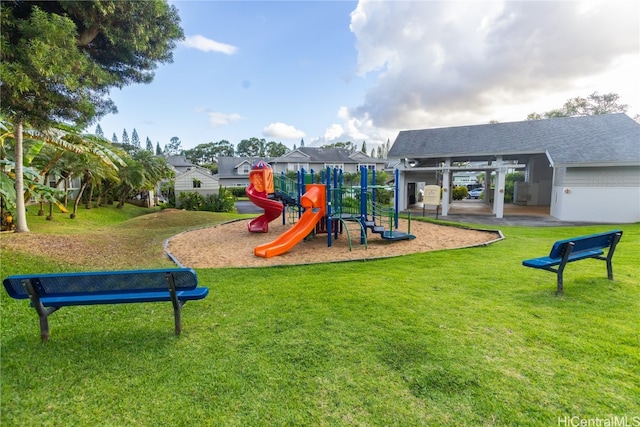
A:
388;114;640;223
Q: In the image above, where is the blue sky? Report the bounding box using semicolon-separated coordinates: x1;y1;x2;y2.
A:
96;1;640;153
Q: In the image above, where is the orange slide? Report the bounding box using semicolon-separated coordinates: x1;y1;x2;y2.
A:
254;184;326;258
246;183;283;233
247;161;283;233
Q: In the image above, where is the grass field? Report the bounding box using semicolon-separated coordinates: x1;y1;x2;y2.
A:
1;205;638;426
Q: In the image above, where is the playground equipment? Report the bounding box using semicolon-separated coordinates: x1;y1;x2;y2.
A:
246;161;283;233
254;184;325;258
247;164;415;258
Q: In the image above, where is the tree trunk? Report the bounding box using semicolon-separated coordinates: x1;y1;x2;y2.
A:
63;177;69;207
46;202;53;221
85;183;94;209
13;121;30;233
71;181;88;219
71;171;91;219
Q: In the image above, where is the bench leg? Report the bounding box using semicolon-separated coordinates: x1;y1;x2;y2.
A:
166;273;182;335
556;271;564;295
605;232;622;281
22;279;58;342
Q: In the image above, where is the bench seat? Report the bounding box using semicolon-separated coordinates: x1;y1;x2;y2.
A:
522;248;604;269
3;268;208;341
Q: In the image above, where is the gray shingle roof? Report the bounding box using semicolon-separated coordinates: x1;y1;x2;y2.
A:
216;157;270;178
388;113;640;166
272;147;376;163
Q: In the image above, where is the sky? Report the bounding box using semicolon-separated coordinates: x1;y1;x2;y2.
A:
96;0;640;153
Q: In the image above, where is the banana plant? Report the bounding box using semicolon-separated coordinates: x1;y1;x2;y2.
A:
1;117;125;221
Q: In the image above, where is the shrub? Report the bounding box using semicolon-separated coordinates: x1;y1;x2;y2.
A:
229;187;246;199
202;188;235;212
178;189;235;213
452;186;468;200
178;192;204;211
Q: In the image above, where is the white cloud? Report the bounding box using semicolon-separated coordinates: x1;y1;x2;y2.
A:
323;124;344;141
208;112;244;128
348;0;640;130
263;122;306;140
182;35;238;55
308;107;395;150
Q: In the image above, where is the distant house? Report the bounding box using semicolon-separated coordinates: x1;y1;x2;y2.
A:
270;147;385;175
165;156;219;207
216;157;271;188
388;113;640;223
216;148;387;189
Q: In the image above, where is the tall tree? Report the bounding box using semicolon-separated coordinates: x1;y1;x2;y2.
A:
323;141;356;151
146;137;153;152
131;128;140;149
237;137;265;157
111;133;119;144
164;136;182;155
527;92;628;120
265;141;289;157
156;142;163;156
0;1;183;232
121;129;130;146
361;141;367;154
95;124;104;137
300;138;305;148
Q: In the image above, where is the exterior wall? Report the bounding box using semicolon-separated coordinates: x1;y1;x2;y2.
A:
218;178;250;187
551;166;640;223
174;169;220;207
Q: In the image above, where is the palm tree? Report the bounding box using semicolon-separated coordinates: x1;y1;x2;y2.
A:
1;118;125;222
115;157;145;208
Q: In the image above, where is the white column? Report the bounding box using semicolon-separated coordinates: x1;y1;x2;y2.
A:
484;170;491;206
493;156;505;218
397;168;407;209
441;159;451;216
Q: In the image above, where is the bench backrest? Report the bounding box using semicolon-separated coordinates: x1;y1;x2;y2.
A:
549;230;623;259
3;268;198;300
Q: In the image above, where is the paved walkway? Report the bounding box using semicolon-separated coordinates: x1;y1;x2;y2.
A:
407;200;589;227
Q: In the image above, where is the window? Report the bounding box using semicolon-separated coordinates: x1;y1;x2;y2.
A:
192;179;202;188
287;163;309;172
241;164;250;174
358;163;376;171
324;163;344;170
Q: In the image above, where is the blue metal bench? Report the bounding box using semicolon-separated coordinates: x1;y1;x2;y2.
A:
522;230;623;294
3;268;208;341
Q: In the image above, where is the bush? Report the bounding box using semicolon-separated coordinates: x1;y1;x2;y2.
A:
452;186;468;200
178;192;205;211
177;188;236;213
229;187;246;199
202;188;235;212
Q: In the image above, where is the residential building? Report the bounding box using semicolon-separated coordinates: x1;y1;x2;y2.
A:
388;113;640;223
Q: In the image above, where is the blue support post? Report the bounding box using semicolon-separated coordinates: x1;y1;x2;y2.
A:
394;168;399;228
327;166;333;247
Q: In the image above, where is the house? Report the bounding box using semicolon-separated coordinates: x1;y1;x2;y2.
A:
216;157;271;188
216;148;387;189
165;156;219;207
388;113;640;223
269;147;385;175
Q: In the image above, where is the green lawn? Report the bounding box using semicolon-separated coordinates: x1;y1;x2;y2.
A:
1;205;638;426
